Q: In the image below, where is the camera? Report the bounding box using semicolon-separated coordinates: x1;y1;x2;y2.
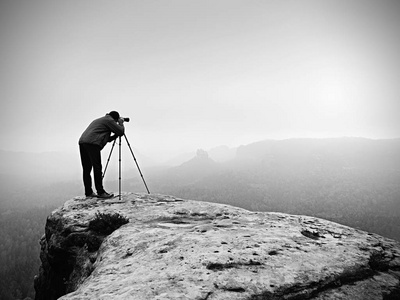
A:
122;117;130;122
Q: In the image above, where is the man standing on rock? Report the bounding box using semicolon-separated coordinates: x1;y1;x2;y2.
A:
79;111;125;199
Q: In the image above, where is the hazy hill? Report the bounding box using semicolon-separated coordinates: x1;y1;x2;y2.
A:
164;145;236;166
235;137;400;169
168;149;220;182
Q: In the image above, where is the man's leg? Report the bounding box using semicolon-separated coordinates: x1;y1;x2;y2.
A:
79;144;94;196
85;144;106;195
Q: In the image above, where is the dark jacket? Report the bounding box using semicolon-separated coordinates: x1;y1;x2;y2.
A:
79;115;125;149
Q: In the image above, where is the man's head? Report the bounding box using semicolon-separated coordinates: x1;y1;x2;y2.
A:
107;111;120;121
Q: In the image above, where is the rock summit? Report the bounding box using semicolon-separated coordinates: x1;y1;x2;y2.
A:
34;193;400;299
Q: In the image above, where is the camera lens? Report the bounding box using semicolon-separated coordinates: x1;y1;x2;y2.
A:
123;118;130;122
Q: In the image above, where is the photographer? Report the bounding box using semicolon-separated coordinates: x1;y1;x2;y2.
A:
79;111;125;198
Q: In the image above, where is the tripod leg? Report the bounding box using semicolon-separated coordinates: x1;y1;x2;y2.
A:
119;136;122;200
103;139;116;179
123;134;151;194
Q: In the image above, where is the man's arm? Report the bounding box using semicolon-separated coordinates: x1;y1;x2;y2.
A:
108;134;118;142
107;118;125;136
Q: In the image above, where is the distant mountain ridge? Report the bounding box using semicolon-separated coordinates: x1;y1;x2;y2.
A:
156;137;400;184
235;137;400;166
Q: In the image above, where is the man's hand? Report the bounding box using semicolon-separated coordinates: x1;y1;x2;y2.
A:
118;117;125;126
109;135;118;141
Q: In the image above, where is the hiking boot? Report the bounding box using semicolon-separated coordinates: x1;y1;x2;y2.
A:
86;193;97;198
97;192;114;199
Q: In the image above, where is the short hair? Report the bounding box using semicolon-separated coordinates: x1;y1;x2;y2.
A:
107;111;120;121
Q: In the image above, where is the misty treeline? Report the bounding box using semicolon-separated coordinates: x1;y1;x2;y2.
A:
0;208;49;300
0;155;82;300
0;137;399;300
0;183;81;299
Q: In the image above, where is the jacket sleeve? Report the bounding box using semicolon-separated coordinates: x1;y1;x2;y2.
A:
106;119;125;136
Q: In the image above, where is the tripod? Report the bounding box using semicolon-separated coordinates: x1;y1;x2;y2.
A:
103;134;150;199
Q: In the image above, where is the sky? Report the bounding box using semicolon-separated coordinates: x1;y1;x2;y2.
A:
1;0;399;162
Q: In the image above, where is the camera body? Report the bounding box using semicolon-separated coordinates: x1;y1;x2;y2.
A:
122;117;130;122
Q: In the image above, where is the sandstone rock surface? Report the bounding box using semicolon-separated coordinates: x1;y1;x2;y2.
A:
35;193;400;299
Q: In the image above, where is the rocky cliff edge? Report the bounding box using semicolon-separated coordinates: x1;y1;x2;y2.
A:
34;193;400;299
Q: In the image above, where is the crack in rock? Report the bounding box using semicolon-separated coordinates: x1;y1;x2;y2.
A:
207;260;262;271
